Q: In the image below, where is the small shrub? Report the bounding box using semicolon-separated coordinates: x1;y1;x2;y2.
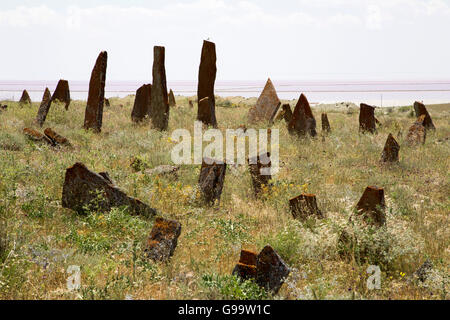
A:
200;273;268;300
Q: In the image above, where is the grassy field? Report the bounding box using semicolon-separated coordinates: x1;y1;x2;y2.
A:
0;95;448;300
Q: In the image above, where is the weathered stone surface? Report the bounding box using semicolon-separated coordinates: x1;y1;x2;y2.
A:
131;84;152;123
413;101;435;130
356;186;386;226
168;89;176;107
105;98;110;107
188;100;194;108
406;115;427;145
44;128;71;147
36;88;52;127
256;245;290;294
248;152;271;197
197;96;217;127
321;113;331;133
248;78;281;124
84;51;107;133
149;46;170;131
359;103;376;133
288;93;317;137
381;133;400;162
19;90;31;104
145;165;179;178
23;128;54;146
62;162;156;216
232;249;258;280
197;40;217;127
412;259;433;282
51;79;71;110
279;104;293;123
198;158;226;205
144;217;181;262
290;193;323;220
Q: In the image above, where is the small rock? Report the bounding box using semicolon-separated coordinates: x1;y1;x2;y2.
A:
289;193;323;220
144;217;181;262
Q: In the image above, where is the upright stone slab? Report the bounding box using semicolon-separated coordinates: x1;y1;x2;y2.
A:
131;84;152;123
232;249;258;280
105;98;110;107
149;46;169;131
84;51;107;133
406;115;427;145
197;96;217;127
413;101;435;130
256;245;290;294
288;93;317;137
248;78;281;124
144;217;182;262
248;152;271;197
19;90;31;105
51;79;71;110
359;103;376;133
198;158;226;205
321;113;331;133
197;40;217;127
62;162;156;216
356;186;386;226
36;88;52;127
168;89;176;107
289;194;323;220
381;133;400;162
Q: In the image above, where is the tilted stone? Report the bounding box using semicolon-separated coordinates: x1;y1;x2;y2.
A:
359;103;376;133
144;217;181;262
356;186;386;226
36;88;52;127
288;93;317;137
321;113;331;133
197;40;217;127
51;79;71;110
131;84;152;123
248;152;271;197
19;90;31;105
198;157;226;205
168;89;176;107
232;249;258;280
248;78;281;124
289;193;323;220
44;128;72;147
413;101;435;130
256;245;290;294
23;127;55;146
84;51;107;133
149;46;170;131
406;115;427;145
197;96;217;127
381;133;400;162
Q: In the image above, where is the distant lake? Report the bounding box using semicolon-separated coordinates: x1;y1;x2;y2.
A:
1;80;450;107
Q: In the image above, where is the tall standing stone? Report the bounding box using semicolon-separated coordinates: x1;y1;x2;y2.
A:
248;78;281;124
197;40;217;127
381;133;400;162
36;88;52;127
198;158;226;205
84;51;107;133
359;103;376;133
356;186;386;226
149;46;169;131
51;79;71;110
413;101;435;130
131;84;152;123
288;93;317;137
321;113;331;133
19;90;31;104
168;89;176;107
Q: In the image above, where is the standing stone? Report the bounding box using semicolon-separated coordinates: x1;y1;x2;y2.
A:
105;98;110;107
62;162;156;216
406;115;427;145
149;46;169;131
381;133;400;162
356;186;386;226
23;128;54;146
188;100;194;108
36;88;52;127
131;84;152;123
197;40;217;127
413;101;435;130
321;113;331;133
144;217;182;262
51;79;71;110
232;249;258;280
248;78;281;124
248;152;271;197
281;104;293;123
44;128;72;147
197;96;217;127
19;90;31;104
359;103;376;133
290;194;323;220
198;158;226;205
168;89;176;107
84;51;107;133
288;93;317;137
256;245;290;294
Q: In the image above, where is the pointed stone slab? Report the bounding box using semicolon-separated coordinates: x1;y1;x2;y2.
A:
321;113;331;133
23;127;55;146
44;128;72;147
248;152;271;197
131;84;152;123
232;249;258;280
197;40;217;127
248;78;281;124
413;101;435;130
198;157;226;205
36;88;52;127
84;51;107;133
256;245;290;294
406;115;427;145
356;186;386;226
359;103;376;133
290;193;323;220
197;96;217;127
381;133;399;162
288;93;317;137
62;162;156;216
51;79;71;110
144;217;182;262
168;89;176;107
149;46;169;131
19;90;31;104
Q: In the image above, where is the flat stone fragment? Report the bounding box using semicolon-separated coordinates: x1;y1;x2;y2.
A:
381;133;400;162
288;93;317;137
144;217;182;262
289;193;323;220
62;162;156;216
197;96;217;127
19;90;31;104
248;152;271;197
145;165;179;178
149;46;170;131
413;101;435;130
356;186;386;226
131;84;152;123
168;89;176;107
23;127;54;146
51;79;71;110
36;88;52;127
321;113;331;133
84;51;107;133
198;158;226;205
44;128;72;147
197;40;217;127
248;78;281;124
256;245;290;294
359;103;376;133
406;115;427;145
232;250;258;280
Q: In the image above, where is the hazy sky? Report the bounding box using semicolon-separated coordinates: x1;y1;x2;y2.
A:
1;0;450;81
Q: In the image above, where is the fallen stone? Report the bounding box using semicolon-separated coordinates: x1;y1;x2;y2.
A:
406;115;427;145
413;101;435;130
359;103;376;133
197;96;217;127
248;78;281;124
19;90;31;105
51;79;71;110
232;249;258;280
321;113;331;133
23;128;54;146
44;128;72;147
288;93;317;137
149;46;170;131
36;88;52;127
248;152;271;197
381;133;399;162
290;193;323;220
256;245;290;294
197;40;217;127
144;217;181;262
198;157;226;205
168;89;176;107
145;165;179;178
356;186;386;226
131;84;152;123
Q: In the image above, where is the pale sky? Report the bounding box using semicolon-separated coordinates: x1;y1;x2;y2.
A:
1;0;450;81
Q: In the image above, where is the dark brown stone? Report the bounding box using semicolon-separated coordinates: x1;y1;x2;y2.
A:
197;40;217;127
188;100;194;108
51;79;71;110
197;96;217;127
290;193;323;220
44;128;71;147
105;98;110;107
144;217;181;262
19;90;31;105
356;186;386;226
280;104;293;123
359;103;376;133
256;245;290;294
131;84;152;123
248;78;281;124
36;88;52;127
149;46;170;131
321;113;331;133
61;162;156;216
248;152;271;197
232;249;258;280
0;104;7;111
198;158;226;205
413;101;435;130
84;51;107;133
168;89;176;107
406;115;427;145
381;133;399;162
288;93;317;137
23;127;54;146
375;117;382;127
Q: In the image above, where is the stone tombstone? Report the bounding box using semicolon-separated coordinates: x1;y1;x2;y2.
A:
413;101;435;130
84;51;107;133
131;84;152;123
197;96;217;127
232;249;258;280
51;79;71;110
198;157;226;205
289;193;323;220
356;186;386;227
248;152;271;197
288;93;317;137
321;113;331;133
23;127;54;146
19;90;31;105
144;217;182;262
381;133;400;162
36;88;52;127
359;103;376;133
406;115;427;145
248;78;281;124
44;128;71;147
149;46;170;131
197;40;217;127
168;89;176;107
256;245;290;294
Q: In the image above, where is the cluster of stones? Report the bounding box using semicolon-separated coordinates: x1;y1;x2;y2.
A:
23;127;71;147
